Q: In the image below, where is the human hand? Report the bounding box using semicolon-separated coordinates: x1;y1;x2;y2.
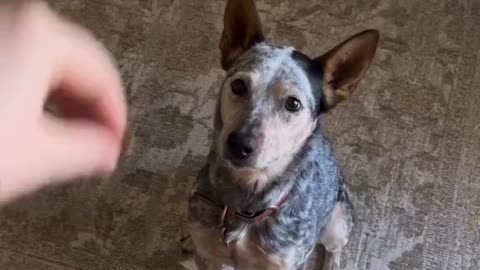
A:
0;1;127;204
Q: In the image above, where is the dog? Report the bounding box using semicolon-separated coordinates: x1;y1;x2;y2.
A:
185;0;379;269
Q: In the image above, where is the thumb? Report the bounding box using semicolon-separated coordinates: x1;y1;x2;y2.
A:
39;116;121;181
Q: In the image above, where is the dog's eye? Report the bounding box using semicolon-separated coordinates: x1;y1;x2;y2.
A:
285;97;302;112
231;79;248;97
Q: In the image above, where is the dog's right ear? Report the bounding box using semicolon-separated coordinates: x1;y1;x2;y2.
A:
219;0;265;70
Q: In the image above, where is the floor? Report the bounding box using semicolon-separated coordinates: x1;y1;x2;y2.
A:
1;0;480;269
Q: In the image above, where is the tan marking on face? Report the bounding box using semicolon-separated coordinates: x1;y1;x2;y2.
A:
254;80;316;175
218;72;260;160
319;202;352;253
189;222;297;270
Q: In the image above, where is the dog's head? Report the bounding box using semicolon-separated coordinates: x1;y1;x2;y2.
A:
215;0;379;186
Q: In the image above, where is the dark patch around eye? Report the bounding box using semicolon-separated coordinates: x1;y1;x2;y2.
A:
291;50;327;115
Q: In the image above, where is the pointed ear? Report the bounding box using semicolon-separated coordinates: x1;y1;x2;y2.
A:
315;29;379;110
219;0;265;70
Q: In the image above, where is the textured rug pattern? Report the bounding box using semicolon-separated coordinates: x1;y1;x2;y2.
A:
1;0;479;269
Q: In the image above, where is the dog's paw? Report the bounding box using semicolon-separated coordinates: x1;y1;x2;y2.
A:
180;234;195;255
179;258;198;270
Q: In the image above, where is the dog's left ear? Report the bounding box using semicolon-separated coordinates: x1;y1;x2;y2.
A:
316;29;379;110
219;0;265;70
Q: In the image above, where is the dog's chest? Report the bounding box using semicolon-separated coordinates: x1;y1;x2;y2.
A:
188;194;322;269
189;222;298;269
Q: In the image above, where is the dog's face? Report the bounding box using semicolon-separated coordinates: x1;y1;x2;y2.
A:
218;45;320;170
216;0;379;180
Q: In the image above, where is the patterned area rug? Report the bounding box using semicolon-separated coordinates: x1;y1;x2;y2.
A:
1;1;479;269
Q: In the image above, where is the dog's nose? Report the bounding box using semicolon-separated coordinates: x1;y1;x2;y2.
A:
227;131;256;159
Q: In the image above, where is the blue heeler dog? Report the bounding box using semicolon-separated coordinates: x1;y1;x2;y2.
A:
185;0;379;269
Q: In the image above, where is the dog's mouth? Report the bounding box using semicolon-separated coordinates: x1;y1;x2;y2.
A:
224;152;255;168
223;151;283;171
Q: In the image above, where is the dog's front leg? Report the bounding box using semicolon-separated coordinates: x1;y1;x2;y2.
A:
194;252;219;270
187;222;236;270
319;199;354;270
321;251;341;270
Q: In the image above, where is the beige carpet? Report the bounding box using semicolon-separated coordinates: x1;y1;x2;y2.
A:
1;0;479;269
